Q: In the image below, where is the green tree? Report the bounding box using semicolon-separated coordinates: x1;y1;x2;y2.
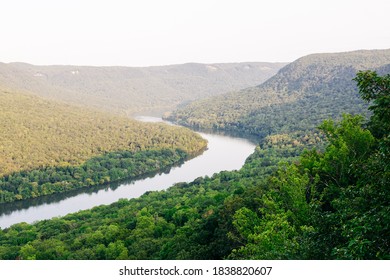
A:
354;70;390;138
302;71;390;259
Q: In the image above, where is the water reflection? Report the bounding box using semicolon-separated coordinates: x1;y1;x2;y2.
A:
0;165;177;216
0;120;256;229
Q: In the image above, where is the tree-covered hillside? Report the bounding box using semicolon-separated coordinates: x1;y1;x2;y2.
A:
0;62;285;116
167;49;390;138
0;89;206;202
1;71;388;260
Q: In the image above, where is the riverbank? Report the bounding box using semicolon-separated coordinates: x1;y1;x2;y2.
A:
0;124;255;228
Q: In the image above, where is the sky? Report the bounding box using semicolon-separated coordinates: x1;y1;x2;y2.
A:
0;0;389;66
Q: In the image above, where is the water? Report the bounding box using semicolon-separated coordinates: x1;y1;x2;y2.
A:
0;118;256;228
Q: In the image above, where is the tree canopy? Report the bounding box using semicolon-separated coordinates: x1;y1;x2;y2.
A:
0;71;388;259
0;90;206;202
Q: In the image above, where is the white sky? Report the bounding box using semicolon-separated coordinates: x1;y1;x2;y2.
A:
0;0;389;66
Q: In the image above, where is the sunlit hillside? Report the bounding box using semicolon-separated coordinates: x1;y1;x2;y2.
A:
0;89;206;176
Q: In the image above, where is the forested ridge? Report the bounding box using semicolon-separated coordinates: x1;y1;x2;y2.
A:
0;71;388;260
0;90;207;202
167;49;390;138
0;62;285;116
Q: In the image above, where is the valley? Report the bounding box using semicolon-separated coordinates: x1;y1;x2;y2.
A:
0;49;389;260
0;62;285;116
167;49;390;138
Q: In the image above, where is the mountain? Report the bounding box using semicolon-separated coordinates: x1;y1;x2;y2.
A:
1;52;389;260
167;49;390;138
0;62;285;116
1;72;388;260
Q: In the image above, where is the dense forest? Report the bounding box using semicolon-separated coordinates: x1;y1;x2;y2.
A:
0;90;207;202
0;71;388;260
0;62;285;116
166;49;390;138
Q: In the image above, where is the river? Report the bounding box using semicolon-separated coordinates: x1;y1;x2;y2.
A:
0;117;256;229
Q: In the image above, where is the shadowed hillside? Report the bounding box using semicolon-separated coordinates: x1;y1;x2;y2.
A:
167;49;390;138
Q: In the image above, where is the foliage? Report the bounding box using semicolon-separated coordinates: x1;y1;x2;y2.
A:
0;69;388;260
0;90;206;201
228;70;389;259
353;70;390;138
0;128;323;259
167;50;390;138
0;149;189;203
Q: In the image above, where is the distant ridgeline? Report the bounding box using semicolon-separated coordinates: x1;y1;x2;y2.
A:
0;90;207;203
0;51;389;260
0;70;388;260
0;62;285;116
166;49;390;139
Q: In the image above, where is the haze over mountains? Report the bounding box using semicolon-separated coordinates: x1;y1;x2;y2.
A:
2;49;389;139
1;48;389;260
167;49;390;137
0;62;285;116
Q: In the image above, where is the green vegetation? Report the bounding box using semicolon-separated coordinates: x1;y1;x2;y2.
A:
0;149;189;203
167;50;390;138
0;90;206;202
1;71;388;260
0;62;285;116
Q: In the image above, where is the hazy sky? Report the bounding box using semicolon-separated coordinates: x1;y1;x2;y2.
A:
1;0;389;66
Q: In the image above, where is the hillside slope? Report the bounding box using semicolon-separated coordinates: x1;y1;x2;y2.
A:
1;71;388;259
167;49;390;138
0;62;285;116
0;89;207;202
0;89;208;175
